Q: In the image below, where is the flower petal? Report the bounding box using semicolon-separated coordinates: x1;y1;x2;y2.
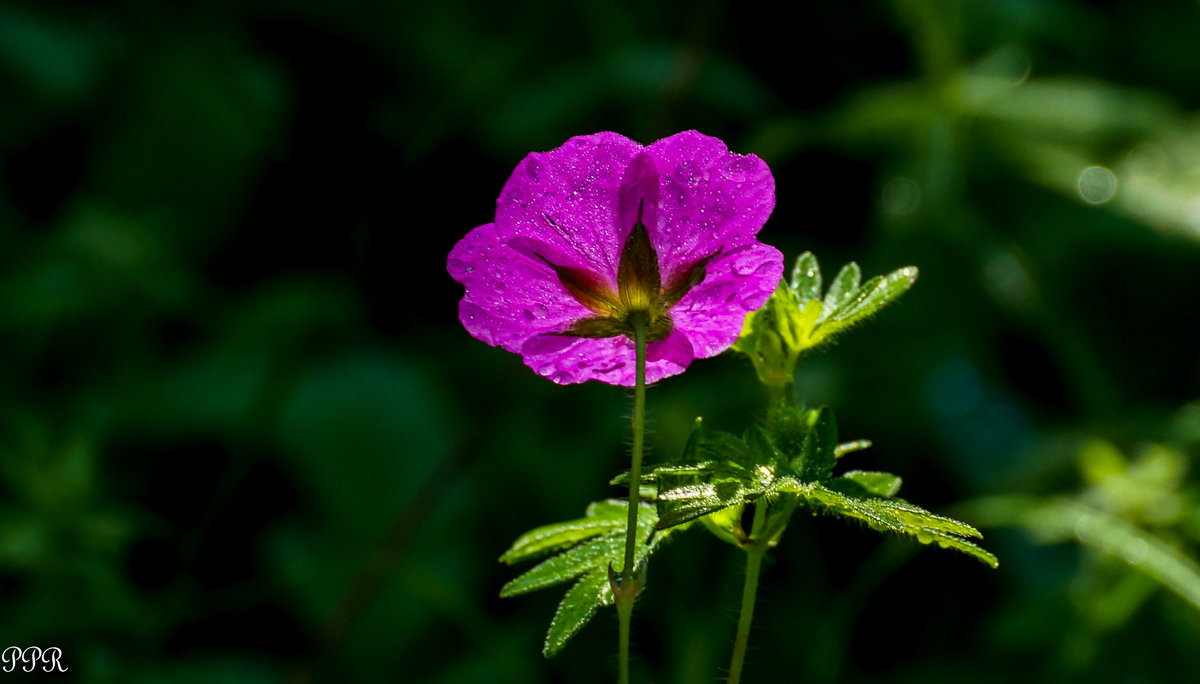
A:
617;151;659;239
647;131;775;283
520;329;694;386
448;223;592;353
494;132;642;286
670;241;784;359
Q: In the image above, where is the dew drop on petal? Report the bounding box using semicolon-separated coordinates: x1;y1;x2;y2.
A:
675;160;701;186
731;260;756;277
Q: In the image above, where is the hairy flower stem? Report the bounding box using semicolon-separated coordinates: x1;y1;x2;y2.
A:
727;502;769;684
615;319;648;684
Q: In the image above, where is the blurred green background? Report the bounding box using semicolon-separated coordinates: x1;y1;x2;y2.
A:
2;0;1199;681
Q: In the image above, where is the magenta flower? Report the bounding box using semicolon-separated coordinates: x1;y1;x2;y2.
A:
447;130;783;386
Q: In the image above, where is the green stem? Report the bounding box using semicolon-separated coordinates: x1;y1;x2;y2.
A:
617;597;633;684
623;323;647;577
616;320;648;684
727;504;768;684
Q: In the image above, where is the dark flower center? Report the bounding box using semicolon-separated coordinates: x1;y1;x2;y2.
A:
543;200;713;343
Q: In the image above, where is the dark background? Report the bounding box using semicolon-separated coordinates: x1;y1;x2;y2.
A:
2;1;1199;682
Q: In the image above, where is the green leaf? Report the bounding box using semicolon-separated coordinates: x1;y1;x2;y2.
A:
499;499;679;657
500;532;620;597
654;460;775;529
820;261;862;321
544;567;609;657
796;407;837;482
834;439;872;458
699;505;747;548
640;405;997;567
836;470;903;497
499;500;625;564
648;429;785;531
789;251;822;303
812;266;918;344
969;494;1200;612
732;253;918;389
788;482;998;567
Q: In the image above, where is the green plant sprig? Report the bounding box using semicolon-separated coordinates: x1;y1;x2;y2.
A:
499;498;685;658
733;252;918;401
497;253;996;670
630;406;998;568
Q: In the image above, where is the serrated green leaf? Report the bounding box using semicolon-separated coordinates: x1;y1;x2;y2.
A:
796;407;837;481
501;499;677;657
500;532;620;597
787;483;996;567
733;255;918;390
793;482;896;530
499;520;616;565
500;500;626;564
698;430;756;468
912;528;999;568
745;424;785;468
819;266;918;334
651;426;790;531
764;402;809;461
543;567;610;657
837;470;902;497
875;497;984;539
789;251;821;302
655;463;774;530
820;261;862;321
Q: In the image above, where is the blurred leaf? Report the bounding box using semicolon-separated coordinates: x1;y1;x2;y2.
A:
0;4;107;100
971;495;1200;611
834;439;872;458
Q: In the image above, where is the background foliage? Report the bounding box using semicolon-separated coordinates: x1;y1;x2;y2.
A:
2;0;1199;681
